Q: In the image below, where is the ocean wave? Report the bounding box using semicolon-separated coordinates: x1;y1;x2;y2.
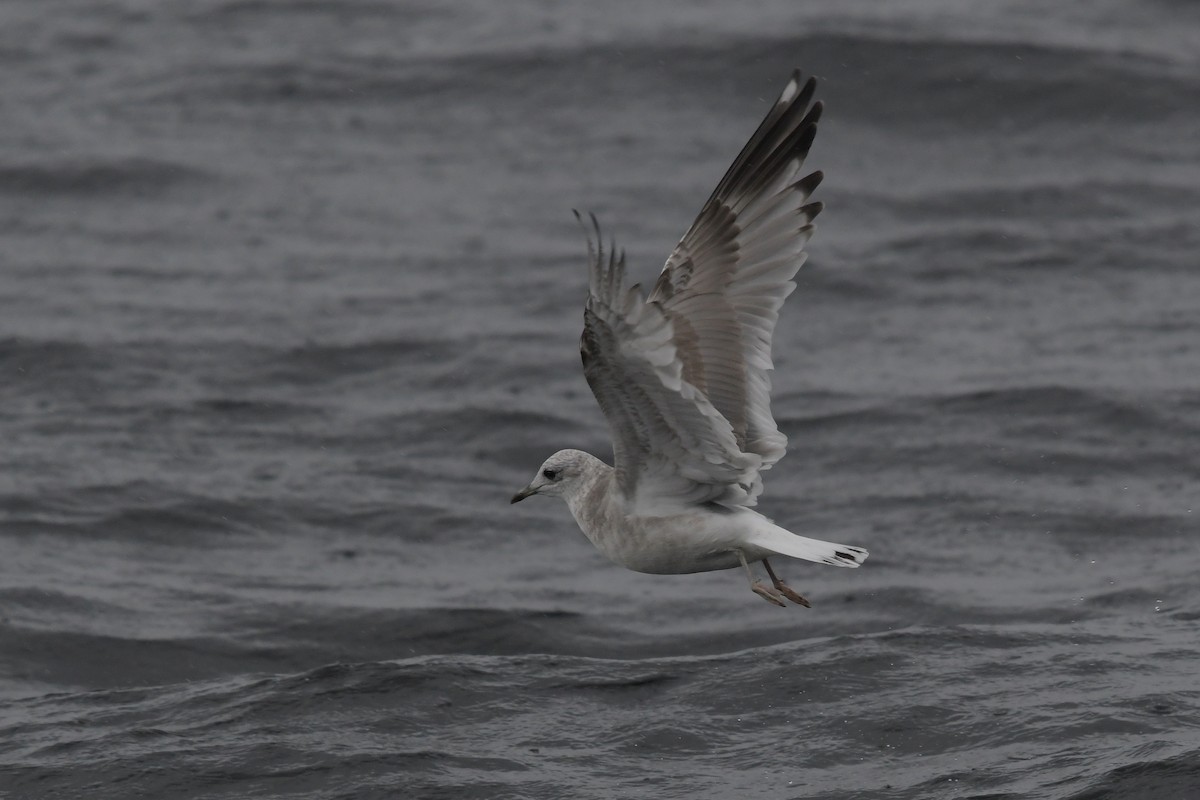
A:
1064;748;1200;800
5;615;1197;797
0;157;214;198
256;339;461;385
1;480;284;541
780;384;1198;441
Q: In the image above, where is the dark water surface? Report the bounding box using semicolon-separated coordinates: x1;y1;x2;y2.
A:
2;1;1198;798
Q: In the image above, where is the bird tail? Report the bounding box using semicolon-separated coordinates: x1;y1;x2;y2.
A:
748;520;868;568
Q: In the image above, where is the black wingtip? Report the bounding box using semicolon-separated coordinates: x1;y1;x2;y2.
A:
794;123;818;160
796;169;824;196
790;76;818;114
802;99;823;127
780;70;816;107
799;75;817;102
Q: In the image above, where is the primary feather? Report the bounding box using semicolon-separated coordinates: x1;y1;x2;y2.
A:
580;69;824;513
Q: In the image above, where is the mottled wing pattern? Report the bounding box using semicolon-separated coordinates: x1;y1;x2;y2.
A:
649;69;824;474
579;217;765;510
580;70;823;510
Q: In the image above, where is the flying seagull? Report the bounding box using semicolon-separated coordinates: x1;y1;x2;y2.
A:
511;70;868;607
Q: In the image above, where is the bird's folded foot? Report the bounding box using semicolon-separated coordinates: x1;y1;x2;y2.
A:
751;580;787;607
772;582;811;608
762;558;812;607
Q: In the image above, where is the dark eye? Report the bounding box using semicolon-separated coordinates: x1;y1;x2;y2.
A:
543;469;559;480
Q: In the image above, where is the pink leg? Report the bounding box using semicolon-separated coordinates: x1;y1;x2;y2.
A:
736;550;786;607
763;558;811;608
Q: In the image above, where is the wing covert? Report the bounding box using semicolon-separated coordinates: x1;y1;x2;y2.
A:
575;69;824;511
649;69;824;471
579;215;764;511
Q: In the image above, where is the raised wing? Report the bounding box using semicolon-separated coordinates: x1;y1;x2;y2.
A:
649;69;823;471
580;218;765;510
580;70;824;511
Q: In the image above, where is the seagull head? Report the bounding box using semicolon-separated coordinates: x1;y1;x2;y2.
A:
511;449;594;503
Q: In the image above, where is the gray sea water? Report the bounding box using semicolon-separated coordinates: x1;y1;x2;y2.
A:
2;1;1199;798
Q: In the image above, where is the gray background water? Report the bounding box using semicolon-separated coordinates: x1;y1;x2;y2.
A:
2;1;1198;798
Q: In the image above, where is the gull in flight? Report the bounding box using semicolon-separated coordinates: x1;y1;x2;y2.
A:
511;70;868;607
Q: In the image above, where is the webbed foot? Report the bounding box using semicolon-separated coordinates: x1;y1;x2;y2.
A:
763;558;812;607
751;580;787;607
